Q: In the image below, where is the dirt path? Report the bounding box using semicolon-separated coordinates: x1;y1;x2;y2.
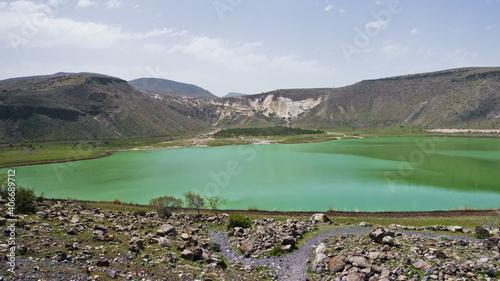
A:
209;227;478;281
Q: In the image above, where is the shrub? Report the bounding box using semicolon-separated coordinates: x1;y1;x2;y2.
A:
15;187;37;214
227;213;251;229
207;240;221;252
135;209;147;217
148;195;183;219
269;243;285;256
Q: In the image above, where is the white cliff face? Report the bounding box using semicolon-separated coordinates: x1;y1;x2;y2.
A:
212;94;323;122
250;95;323;118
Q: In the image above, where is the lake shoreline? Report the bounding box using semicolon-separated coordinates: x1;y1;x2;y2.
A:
2;132;499;169
47;198;500;217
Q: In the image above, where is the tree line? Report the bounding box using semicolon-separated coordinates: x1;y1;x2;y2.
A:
213;126;324;138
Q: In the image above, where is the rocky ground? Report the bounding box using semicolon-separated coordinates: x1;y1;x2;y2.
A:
0;200;498;280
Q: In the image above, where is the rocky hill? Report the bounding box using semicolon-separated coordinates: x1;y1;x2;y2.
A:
0;73;209;142
128;78;216;98
1;67;499;142
187;68;500;129
222;92;247;98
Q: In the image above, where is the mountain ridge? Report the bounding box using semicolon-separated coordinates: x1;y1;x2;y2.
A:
128;77;216;98
1;67;499;142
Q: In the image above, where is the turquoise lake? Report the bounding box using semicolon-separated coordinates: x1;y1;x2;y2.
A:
5;137;500;212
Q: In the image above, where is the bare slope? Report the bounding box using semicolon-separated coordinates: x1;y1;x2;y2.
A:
0;73;209;142
191;67;500;129
128;78;216;98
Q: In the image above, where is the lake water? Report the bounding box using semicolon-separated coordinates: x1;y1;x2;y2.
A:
6;137;500;212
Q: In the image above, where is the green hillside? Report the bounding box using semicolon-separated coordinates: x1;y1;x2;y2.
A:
0;73;209;142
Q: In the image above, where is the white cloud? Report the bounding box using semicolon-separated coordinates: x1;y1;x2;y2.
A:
365;20;389;31
77;0;97;8
0;1;174;50
106;0;121;9
169;36;331;75
339;9;346;13
376;0;386;5
410;28;420;34
324;4;333;12
382;43;408;59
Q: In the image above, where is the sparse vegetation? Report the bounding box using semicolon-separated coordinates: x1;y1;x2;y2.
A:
205;195;228;218
183;191;205;217
269;243;285;256
228;213;251;229
148;195;183;219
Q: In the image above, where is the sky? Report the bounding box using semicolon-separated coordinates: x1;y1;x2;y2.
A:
0;0;499;97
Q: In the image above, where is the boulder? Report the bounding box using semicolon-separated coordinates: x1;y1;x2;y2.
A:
70;215;80;224
329;255;346;273
315;243;327;263
129;237;144;253
475;226;490;238
192;248;203;261
310;213;331;223
181;249;193;260
412;259;428;269
157;224;176;236
369;226;395;244
281;236;296;248
382;236;397;247
180;233;190;240
447;225;463;233
349;256;371;268
240;239;254;253
67;227;78;235
346;272;363;281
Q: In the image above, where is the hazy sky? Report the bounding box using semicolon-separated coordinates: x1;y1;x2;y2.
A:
1;0;499;96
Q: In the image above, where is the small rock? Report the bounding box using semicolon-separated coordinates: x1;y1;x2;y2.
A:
329;255;346;273
346;272;363;281
181;249;193;260
96;259;110;267
310;213;331;223
70;215;80;224
382;236;397;247
180;233;190;240
369;226;395;244
413;259;428;269
157;224;176;236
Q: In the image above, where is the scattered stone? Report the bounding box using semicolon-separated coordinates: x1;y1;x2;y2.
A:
157;224;176;236
310;213;331;223
70;215;80;224
181;249;193;260
475;226;491;238
413;259;429;269
369;226;395;244
329;255;346;273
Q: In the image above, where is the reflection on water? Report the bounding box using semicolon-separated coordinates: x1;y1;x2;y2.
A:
6;137;500;212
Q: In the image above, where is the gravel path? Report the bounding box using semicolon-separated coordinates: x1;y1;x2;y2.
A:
208;227;478;281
